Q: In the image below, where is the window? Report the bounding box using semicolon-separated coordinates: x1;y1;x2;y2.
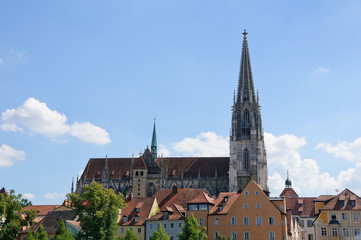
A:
280;205;284;211
150;224;153;229
136;208;140;213
179;223;182;228
308;234;313;240
224;197;229;202
122;216;128;222
321;227;327;236
140;171;143;176
214;217;220;225
120;228;125;234
134;216;140;223
340;200;344;207
354;213;359;221
188;204;198;211
343;228;349;237
355;228;360;236
243;203;248;209
256;204;261;209
199;218;204;226
163;212;169;220
231;217;237;225
332;227;338;236
331;213;337;220
164;223;167;228
243;217;249;226
137;228;142;234
351;200;356;207
307;220;312;227
269;232;275;240
255;190;259;196
170;237;173;240
170;223;174;228
136;171;138;176
231;232;237;240
244;191;249;196
269;217;274;225
244;149;249;170
199;204;208;211
215;232;219;240
244;231;250;240
129;227;133;232
244;109;249;123
342;213;347;220
219;205;224;211
256;217;262;225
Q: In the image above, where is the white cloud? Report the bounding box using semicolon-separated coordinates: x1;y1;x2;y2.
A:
265;132;339;196
172;131;228;157
0;123;23;132
158;144;171;157
1;97;111;145
44;192;65;199
337;163;361;193
0;144;25;167
23;193;35;200
314;67;330;74
316;138;361;162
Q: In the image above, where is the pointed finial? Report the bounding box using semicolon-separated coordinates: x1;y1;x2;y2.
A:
242;29;248;39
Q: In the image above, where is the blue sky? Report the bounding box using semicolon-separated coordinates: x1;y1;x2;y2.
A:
1;1;361;204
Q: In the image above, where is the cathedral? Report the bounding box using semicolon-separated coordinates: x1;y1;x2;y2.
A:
75;30;268;197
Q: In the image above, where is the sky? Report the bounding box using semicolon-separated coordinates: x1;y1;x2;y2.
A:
1;1;361;204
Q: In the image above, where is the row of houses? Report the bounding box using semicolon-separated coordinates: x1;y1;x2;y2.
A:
3;178;361;240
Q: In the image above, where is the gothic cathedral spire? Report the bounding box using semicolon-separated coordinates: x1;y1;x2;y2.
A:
229;30;268;192
151;118;157;160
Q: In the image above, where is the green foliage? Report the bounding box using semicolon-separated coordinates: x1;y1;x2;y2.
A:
0;189;36;240
67;182;125;240
178;214;207;240
119;229;138;240
26;225;48;240
150;225;170;240
52;219;75;240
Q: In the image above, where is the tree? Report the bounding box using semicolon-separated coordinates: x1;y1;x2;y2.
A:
0;189;36;240
52;219;75;240
150;225;170;240
178;214;207;240
119;229;138;240
67;182;125;240
26;225;48;240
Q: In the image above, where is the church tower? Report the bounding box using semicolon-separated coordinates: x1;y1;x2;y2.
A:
229;30;268;192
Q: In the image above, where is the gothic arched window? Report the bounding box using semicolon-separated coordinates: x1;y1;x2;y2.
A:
244;109;250;123
244;149;249;171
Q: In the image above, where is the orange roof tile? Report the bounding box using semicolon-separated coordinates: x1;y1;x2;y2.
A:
23;205;61;217
119;197;155;226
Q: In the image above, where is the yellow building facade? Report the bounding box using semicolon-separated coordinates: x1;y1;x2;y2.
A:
208;180;287;240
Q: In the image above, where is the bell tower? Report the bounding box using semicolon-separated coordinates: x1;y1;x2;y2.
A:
229;30;268;192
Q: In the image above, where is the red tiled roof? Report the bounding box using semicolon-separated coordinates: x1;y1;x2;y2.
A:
23;205;61;217
134;157;147;169
314;195;335;202
82;158;133;181
154;188;214;209
66;220;82;231
280;188;299;198
119;197;155;226
0;187;7;194
321;189;361;210
148;203;186;221
209;192;239;215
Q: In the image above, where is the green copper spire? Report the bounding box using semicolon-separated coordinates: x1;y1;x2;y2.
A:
151;118;157;160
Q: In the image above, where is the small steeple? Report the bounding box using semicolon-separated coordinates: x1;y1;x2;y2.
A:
285;170;292;188
151;118;157;160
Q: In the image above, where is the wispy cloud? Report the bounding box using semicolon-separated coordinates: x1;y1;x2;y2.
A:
314;67;330;74
9;50;29;61
0;144;25;167
1;97;111;145
316;137;361;162
44;192;65;199
23;193;35;200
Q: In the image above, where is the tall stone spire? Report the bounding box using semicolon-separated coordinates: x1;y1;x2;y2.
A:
151;118;157;160
229;30;268;192
237;29;256;104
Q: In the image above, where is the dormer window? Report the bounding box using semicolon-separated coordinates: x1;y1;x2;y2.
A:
224;197;229;203
351;200;356;207
340;200;344;207
136;208;140;213
219;205;224;211
163;212;169;220
123;216;128;222
135;216;140;223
